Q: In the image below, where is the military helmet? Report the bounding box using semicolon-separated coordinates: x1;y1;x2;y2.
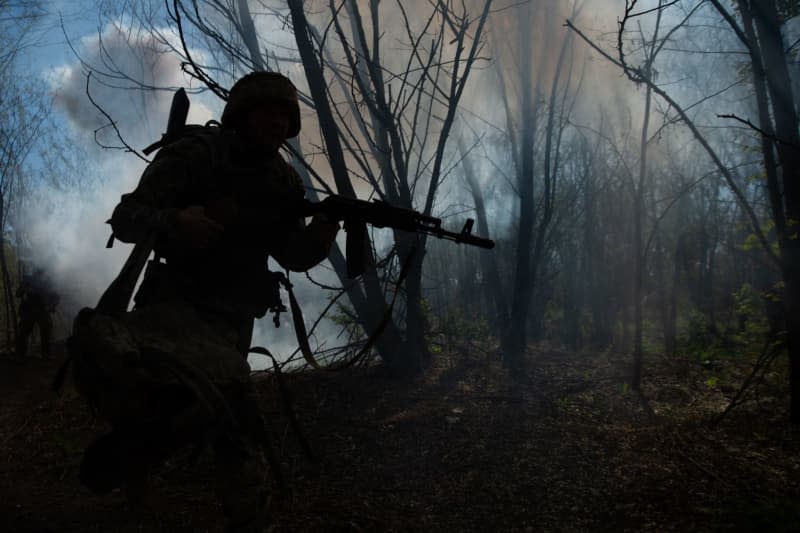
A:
221;72;301;138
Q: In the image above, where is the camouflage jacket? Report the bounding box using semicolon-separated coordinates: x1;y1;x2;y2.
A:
110;126;305;319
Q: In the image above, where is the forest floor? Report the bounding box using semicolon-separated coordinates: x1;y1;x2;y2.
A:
1;338;799;532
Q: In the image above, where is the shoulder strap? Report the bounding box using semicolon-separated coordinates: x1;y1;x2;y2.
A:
96;232;158;317
182;121;225;171
106;122;225;250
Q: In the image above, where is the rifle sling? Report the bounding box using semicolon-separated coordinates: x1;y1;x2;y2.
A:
281;246;416;371
248;345;314;468
277;276;317;370
96;233;157;317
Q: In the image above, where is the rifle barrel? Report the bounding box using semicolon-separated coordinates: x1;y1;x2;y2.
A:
301;196;495;249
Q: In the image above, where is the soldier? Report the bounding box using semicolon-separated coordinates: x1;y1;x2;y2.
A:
16;268;59;359
75;72;339;532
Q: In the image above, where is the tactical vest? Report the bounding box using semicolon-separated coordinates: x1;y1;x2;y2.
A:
134;124;303;321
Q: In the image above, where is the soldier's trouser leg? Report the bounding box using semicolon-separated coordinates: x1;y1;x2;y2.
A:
16;314;34;357
80;420;186;495
38;313;53;358
80;386;196;495
214;383;270;533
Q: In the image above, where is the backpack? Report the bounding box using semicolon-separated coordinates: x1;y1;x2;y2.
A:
54;89;244;422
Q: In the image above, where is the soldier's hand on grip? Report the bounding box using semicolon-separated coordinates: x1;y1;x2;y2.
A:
175;205;224;250
205;197;239;228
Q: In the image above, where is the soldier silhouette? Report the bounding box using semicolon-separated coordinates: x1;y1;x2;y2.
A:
16;268;59;359
70;72;339;532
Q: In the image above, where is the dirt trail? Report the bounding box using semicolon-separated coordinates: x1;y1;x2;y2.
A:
1;344;798;532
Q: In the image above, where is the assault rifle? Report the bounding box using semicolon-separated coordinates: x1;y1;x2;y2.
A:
301;195;494;278
144;88;495;279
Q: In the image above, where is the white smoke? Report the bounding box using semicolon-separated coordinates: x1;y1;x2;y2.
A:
28;18;345;367
28;1;723;367
29;20;195;311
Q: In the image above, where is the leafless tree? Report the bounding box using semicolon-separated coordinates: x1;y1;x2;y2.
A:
488;0;585;368
568;0;800;419
0;0;48;348
85;0;494;373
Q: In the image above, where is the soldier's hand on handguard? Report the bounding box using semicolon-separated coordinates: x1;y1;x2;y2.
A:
273;213;340;272
174;205;224;250
308;213;340;250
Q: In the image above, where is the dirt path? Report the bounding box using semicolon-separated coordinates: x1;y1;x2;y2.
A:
1;344;798;531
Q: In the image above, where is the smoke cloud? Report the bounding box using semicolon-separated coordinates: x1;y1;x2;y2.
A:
29;1;718;367
29;18;347;367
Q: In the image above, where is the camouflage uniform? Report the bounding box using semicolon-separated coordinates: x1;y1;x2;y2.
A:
16;270;59;358
76;76;312;532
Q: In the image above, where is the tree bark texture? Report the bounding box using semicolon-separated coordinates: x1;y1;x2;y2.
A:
749;0;800;422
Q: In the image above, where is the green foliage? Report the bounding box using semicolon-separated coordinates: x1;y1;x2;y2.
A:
329;296;492;363
678;283;773;364
730;283;771;346
436;307;490;344
641;317;663;354
329;301;365;341
680;308;720;360
739;220;779;255
543;303;563;329
426;305;493;362
554;397;570;411
745;169;766;183
778;0;800;23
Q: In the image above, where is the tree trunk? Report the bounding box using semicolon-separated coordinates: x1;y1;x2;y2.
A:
1;242;13;349
562;241;581;349
632;80;653;392
459;138;506;329
736;0;786;240
236;0;407;369
403;241;427;373
654;234;669;355
664;234;683;355
584;163;612;348
288;0;411;370
504;72;536;366
0;196;16;349
750;0;800;422
631;1;666;390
